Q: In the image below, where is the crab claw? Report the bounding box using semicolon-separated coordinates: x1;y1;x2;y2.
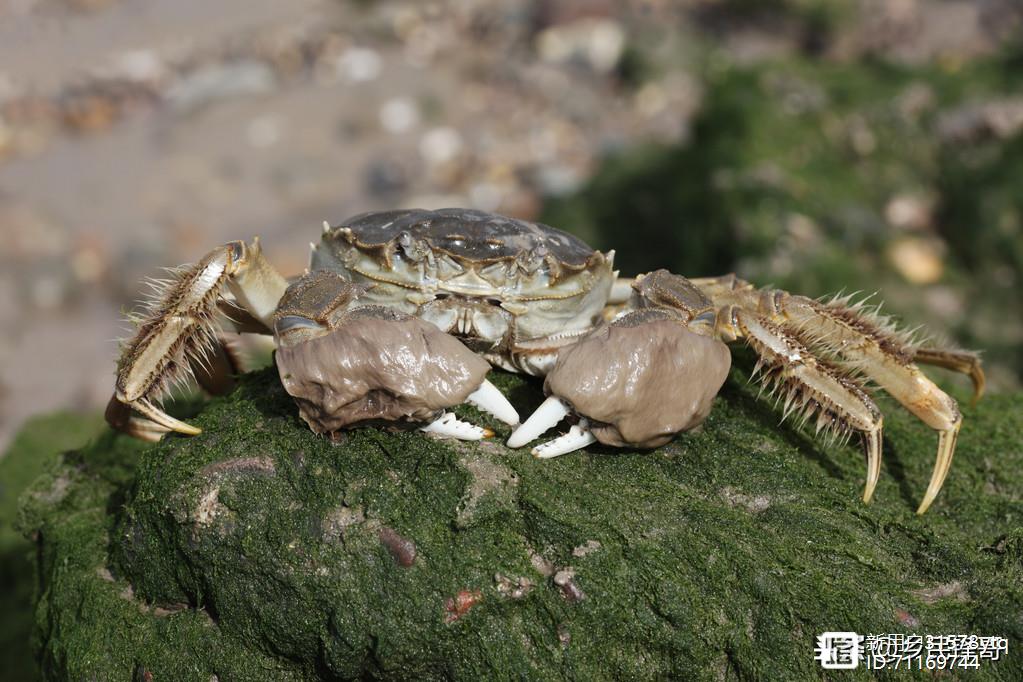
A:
514;309;732;456
507;396;571;448
508;396;596;457
421;412;494;440
532;419;596;458
274;271;506;441
465;379;520;426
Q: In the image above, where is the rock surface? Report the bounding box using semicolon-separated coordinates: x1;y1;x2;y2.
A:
15;367;1023;680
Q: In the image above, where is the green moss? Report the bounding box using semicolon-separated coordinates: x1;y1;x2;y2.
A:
0;413;105;682
17;365;1023;680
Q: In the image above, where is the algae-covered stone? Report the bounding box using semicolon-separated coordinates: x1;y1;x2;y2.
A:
17;368;1023;680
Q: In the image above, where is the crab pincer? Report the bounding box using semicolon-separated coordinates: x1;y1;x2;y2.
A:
273;271;519;440
508;307;732;456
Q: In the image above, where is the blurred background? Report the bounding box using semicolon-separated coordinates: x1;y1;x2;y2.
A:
1;0;1023;453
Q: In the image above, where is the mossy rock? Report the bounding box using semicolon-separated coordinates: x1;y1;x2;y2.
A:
17;367;1023;680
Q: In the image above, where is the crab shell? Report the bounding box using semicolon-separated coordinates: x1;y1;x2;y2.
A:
310;208;616;366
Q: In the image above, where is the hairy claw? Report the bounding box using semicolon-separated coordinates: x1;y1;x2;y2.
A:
107;239;286;440
129;398;202;437
104;397;172;443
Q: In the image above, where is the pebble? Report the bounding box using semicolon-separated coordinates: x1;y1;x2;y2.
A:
166;61;276;111
379;97;419;134
335;47;383;83
419;127;463;165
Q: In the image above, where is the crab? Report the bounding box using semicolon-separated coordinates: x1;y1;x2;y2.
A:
106;208;985;514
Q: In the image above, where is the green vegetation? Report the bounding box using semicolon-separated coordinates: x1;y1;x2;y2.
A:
0;414;105;682
13;367;1022;680
544;50;1023;389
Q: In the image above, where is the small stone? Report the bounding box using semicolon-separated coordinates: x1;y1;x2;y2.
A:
71;244;106;284
379;97;420;134
335;48;382;83
444;590;482;623
378;526;417;567
887;237;945;284
166;61;276;111
364;158;409;198
553;569;575;586
885;194;934;231
536;18;625;73
419;127;463;165
571;540;602;558
494;573;534;599
895;608;920;627
529;550;555;577
784;213;820;244
554;569;586;603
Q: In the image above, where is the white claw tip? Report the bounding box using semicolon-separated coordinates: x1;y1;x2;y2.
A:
420;412;491;441
531;420;596;459
507;396;570;448
465;379;520;426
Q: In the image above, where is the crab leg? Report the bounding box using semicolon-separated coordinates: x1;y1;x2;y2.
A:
719;306;886;504
421;412;494;440
110;239;287;441
507;396;572;448
608;272;635;305
912;347;986;405
767;296;965;514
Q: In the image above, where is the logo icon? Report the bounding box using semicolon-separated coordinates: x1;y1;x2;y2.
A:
815;632;863;669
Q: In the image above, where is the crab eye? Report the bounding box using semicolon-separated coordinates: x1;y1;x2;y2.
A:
434;292;451;300
485;297;502;307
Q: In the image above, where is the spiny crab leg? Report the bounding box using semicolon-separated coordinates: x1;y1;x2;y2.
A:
111;239;286;441
421;412;494;440
465;379;520;426
912;348;986;406
720;307;886;504
507;396;572;448
698;273;979;513
772;296;965;514
532;419;596;459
